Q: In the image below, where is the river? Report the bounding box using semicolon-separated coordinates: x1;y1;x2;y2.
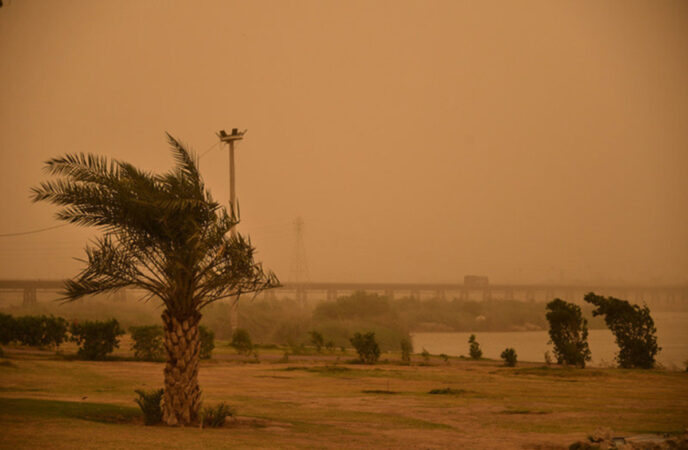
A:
412;311;688;369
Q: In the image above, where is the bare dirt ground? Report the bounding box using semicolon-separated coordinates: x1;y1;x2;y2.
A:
0;344;686;449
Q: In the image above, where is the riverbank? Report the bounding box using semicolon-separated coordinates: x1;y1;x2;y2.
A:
1;345;686;449
413;311;688;370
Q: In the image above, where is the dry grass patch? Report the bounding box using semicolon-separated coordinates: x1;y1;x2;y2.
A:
1;348;687;449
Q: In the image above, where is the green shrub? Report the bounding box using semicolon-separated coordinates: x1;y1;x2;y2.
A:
468;334;482;359
70;319;124;360
130;325;164;361
134;388;163;425
43;316;69;347
421;348;431;362
230;328;252;355
14;316;45;346
349;331;380;364
545;299;591;368
199;326;214;359
584;292;660;369
10;315;68;348
400;337;412;364
0;313;15;345
200;402;235;428
309;330;324;352
501;348;517;367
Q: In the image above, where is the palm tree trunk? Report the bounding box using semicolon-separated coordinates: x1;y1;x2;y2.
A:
161;310;201;426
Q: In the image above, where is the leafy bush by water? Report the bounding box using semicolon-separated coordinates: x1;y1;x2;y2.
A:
584;292;660;369
468;334;482;359
501;348;517;367
350;331;380;364
546;298;591;368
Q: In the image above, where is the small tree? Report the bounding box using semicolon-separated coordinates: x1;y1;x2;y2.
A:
584;292;660;369
199;326;215;359
230;328;253;355
350;331;380;364
130;325;165;361
468;334;482;360
70;319;124;360
400;337;412;364
545;298;591;368
309;330;324;353
501;348;517;367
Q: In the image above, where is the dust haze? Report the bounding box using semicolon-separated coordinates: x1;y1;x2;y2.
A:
1;0;687;285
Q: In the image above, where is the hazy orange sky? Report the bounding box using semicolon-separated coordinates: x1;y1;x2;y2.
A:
1;0;687;284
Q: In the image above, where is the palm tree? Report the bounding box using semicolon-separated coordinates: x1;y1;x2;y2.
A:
31;134;279;425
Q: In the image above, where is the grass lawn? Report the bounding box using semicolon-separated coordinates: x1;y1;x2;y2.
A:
0;343;686;449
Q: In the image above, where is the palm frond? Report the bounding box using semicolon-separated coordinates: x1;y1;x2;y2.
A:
34;134;279;313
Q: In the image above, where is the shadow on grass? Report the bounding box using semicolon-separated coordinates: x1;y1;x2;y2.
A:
509;366;607;378
282;365;352;374
428;388;472;395
499;408;550;415
0;397;140;424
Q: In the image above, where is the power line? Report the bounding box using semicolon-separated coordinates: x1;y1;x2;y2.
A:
199;140;221;159
1;139;223;239
0;223;69;238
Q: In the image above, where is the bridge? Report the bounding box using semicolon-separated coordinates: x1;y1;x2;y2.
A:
1;279;687;309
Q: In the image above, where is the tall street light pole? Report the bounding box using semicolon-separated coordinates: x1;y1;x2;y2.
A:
217;128;246;331
218;128;246;236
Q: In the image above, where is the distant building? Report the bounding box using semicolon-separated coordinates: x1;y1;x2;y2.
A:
464;275;489;287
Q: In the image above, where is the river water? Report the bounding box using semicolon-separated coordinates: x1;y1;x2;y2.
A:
412;311;688;369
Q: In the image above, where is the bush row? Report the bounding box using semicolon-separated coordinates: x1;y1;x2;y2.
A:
0;313;124;360
0;313;69;348
0;314;215;361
